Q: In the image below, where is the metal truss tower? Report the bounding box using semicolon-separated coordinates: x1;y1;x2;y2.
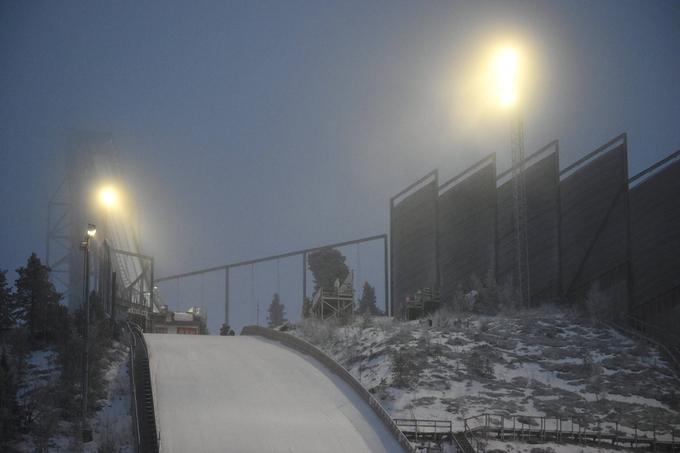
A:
46;132;157;327
46;178;74;302
511;113;531;307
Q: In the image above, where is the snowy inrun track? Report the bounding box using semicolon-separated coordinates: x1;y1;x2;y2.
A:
144;334;405;453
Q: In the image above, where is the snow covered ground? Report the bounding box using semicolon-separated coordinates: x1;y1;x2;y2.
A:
292;308;680;450
11;341;133;452
13;348;72;452
85;342;134;453
480;439;635;453
144;333;405;453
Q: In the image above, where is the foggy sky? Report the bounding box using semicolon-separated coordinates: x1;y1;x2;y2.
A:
1;1;679;333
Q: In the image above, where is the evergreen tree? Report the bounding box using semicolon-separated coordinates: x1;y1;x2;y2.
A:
56;309;81;418
198;318;209;335
0;349;19;448
13;253;62;342
301;297;312;319
307;248;349;291
0;270;14;335
356;282;381;315
82;291;108;411
219;324;235;336
267;293;287;327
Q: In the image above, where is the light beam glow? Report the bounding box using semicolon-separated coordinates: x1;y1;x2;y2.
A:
98;186;119;208
494;47;519;108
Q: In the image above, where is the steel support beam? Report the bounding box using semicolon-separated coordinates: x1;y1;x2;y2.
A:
156;234;387;282
383;235;389;316
302;253;307;304
224;267;230;327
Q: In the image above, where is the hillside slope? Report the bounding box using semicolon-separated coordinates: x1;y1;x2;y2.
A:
292;308;680;444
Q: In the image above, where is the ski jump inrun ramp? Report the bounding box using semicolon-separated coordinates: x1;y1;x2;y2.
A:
144;333;408;453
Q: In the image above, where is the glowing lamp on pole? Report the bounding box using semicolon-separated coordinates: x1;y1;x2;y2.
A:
98;186;119;209
493;46;519;109
493;45;530;307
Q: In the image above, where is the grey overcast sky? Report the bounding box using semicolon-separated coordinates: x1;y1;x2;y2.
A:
1;1;679;331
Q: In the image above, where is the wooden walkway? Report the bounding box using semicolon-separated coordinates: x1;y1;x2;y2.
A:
394;415;680;452
464;413;680;452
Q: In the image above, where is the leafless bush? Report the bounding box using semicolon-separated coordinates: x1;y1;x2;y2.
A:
583;284;617;320
469;270;517;315
390;347;420;388
297;318;337;346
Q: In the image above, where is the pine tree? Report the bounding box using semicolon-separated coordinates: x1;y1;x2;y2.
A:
267;293;287;327
14;253;62;342
0;271;14;335
307;248;349;291
301;297;312;319
357;282;381;315
0;349;19;448
219;324;235;336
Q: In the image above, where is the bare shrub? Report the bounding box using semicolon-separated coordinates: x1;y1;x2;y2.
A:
469;270;517;315
584;284;617;320
297;318;337;346
391;348;419;388
464;349;494;379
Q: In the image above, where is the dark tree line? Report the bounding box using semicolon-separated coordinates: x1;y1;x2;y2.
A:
0;253;114;450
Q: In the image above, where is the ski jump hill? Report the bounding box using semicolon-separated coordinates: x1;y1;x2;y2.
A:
144;327;412;453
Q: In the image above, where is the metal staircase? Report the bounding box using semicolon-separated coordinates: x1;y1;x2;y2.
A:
128;323;159;453
452;432;475;453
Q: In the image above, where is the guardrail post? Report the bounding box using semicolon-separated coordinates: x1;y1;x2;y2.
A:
415;419;418;442
541;417;545;440
672;428;675;449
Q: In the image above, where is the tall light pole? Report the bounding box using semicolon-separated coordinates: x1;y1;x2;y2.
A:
80;223;96;434
493;46;531;307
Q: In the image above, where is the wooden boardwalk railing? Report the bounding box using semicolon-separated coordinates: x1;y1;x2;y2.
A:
463;413;680;452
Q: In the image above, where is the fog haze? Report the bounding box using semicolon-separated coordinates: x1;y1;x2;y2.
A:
2;1;679;332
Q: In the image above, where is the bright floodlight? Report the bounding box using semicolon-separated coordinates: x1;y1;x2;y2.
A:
87;224;97;237
494;47;519;108
98;186;119;208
